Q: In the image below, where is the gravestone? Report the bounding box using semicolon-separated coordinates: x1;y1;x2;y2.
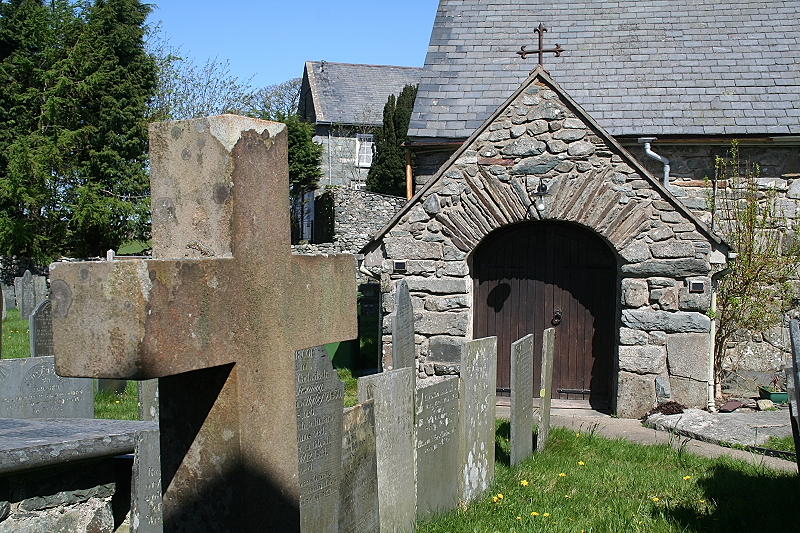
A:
49;115;357;533
139;379;159;421
2;284;15;311
358;368;416;532
295;346;344;533
130;427;164;533
338;401;379;533
0;356;93;418
29;299;53;357
415;376;460;519
14;270;36;319
788;320;800;472
391;279;415;370
536;328;556;453
510;334;535;465
459;336;497;502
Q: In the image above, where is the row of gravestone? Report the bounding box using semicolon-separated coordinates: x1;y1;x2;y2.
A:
1;270;48;320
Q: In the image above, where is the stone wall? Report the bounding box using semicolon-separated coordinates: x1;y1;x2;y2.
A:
412;136;800;386
366;73;728;417
315;124;371;188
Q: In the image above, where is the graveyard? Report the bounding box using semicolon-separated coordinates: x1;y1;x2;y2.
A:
0;112;796;533
1;1;799;532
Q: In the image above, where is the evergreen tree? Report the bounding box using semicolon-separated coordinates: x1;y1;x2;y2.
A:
366;84;417;196
0;0;157;267
283;114;323;196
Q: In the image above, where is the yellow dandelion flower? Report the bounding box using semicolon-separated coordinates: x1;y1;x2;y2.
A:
576;432;581;437
497;493;504;499
516;516;522;521
651;497;660;502
520;479;529;487
564;494;572;499
683;475;692;481
558;472;567;477
531;512;539;517
492;496;499;503
115;400;121;404
699;499;706;504
543;513;551;517
578;461;586;466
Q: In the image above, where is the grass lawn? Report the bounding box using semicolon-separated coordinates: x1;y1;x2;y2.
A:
763;435;796;454
419;421;798;533
95;380;139;420
338;368;359;408
2;308;30;358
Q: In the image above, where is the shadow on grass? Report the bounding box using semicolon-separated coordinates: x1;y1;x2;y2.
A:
661;463;798;532
495;420;511;466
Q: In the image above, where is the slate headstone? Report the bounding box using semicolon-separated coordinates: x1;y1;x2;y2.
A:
131;427;164;533
29;299;53;357
295;346;344;533
358;368;416;533
391;279;415;370
14;270;36;319
2;284;16;311
0;356;93;418
511;334;534;465
536;327;556;453
459;336;497;502
338;401;379;533
415;376;460;519
139;379;159;422
788;320;800;472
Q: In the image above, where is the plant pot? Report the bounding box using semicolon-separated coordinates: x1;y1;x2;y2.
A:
758;387;789;403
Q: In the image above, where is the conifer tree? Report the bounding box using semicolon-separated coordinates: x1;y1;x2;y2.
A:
366;84;417;196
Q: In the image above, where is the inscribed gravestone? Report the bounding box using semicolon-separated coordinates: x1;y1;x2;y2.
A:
295;346;344;533
14;270;36;319
536;328;556;453
511;334;535;465
50;115;357;533
131;427;164;533
0;356;93;418
391;279;415;370
459;336;497;502
338;401;379;533
416;376;460;519
29;299;53;357
2;284;15;311
358;368;416;532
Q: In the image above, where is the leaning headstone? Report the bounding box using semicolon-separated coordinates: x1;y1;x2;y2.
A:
29;299;54;357
295;346;344;533
536;327;556;453
415;376;460;519
358;368;416;532
459;336;497;502
49;115;357;532
511;334;535;465
391;279;415;370
14;270;36;319
788;320;800;472
338;401;379;533
0;356;93;418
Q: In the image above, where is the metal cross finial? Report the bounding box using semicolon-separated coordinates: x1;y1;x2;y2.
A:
517;23;564;66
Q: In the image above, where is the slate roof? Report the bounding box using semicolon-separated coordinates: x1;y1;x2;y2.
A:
409;0;800;140
303;61;425;125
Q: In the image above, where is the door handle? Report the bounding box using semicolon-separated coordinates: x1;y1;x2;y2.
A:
552;310;563;326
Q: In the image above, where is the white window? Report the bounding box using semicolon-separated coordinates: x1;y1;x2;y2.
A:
356;134;374;168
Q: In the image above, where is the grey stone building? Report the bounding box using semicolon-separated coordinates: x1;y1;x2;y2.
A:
398;0;800;390
362;68;731;418
299;61;424;188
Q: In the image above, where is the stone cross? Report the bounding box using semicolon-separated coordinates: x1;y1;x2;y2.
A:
50;115;357;532
516;23;565;67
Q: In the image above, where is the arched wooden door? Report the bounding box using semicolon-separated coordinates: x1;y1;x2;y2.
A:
472;221;616;409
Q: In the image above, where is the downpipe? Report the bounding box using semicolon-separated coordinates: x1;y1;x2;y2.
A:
638;137;671;187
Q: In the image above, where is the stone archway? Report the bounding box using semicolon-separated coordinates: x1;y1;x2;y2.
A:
472;221;617;409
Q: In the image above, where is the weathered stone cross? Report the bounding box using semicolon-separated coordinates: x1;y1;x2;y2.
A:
517;23;565;66
50;115;357;532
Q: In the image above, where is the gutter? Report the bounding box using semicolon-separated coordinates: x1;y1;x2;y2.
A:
638;137;671;187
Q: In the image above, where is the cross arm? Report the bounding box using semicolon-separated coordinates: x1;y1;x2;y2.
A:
50;257;236;380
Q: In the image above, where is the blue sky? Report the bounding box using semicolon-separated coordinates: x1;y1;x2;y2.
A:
147;1;439;88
